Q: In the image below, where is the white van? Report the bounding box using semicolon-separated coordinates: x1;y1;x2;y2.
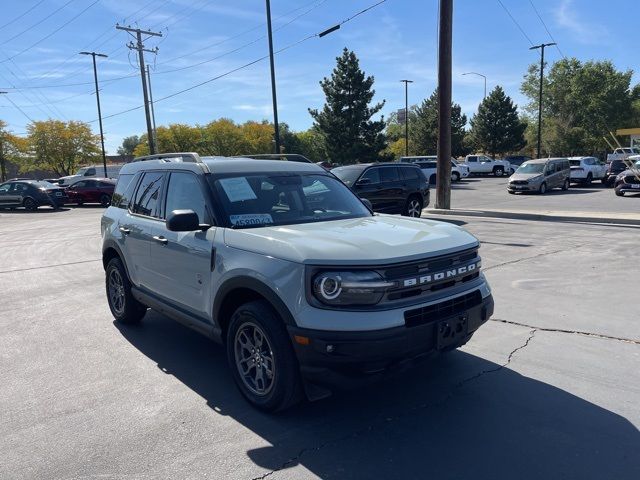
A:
57;164;123;186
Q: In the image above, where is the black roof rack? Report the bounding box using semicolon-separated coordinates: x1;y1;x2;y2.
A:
133;152;203;164
234;154;312;163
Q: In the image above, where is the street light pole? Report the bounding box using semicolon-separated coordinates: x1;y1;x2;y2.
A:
80;51;108;178
265;0;280;154
530;42;556;159
462;72;486;100
400;80;413;156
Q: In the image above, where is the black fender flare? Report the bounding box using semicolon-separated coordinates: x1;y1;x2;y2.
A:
101;239;132;279
213;276;296;327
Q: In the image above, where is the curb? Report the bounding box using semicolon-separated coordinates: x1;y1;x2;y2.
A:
424;208;640;226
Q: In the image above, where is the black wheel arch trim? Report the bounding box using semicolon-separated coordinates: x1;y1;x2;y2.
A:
213;276;297;328
101;239;131;279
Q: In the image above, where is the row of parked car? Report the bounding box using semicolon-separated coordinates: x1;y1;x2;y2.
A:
0;177;116;211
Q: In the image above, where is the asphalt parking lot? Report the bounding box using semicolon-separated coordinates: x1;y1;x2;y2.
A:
1;196;639;479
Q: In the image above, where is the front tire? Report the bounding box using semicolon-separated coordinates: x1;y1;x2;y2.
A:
584;173;592;186
494;167;504;177
105;257;147;324
403;196;423;218
615;189;625;197
562;179;569;191
100;194;111;208
539;182;547;194
226;300;302;412
451;171;460;182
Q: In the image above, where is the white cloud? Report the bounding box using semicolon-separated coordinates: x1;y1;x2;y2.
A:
554;0;609;44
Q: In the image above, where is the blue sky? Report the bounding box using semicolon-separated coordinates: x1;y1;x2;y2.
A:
0;0;637;154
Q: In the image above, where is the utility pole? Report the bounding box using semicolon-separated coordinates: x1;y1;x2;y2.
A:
116;25;162;154
400;80;413;156
530;42;555;159
265;0;280;154
462;71;486;99
146;65;157;150
436;0;453;210
79;52;108;177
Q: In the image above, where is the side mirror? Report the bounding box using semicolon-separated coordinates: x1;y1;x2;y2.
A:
167;209;203;232
356;178;372;186
360;198;373;211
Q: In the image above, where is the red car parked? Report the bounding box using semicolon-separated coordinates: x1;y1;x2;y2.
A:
66;178;116;207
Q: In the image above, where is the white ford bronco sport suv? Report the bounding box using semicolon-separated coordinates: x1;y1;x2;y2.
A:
101;153;494;411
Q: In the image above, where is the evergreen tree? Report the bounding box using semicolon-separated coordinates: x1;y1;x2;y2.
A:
409;90;469;157
470;86;526;158
309;48;386;164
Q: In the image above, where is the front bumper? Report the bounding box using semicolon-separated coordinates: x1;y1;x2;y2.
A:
615;183;640;194
507;184;536;192
288;293;494;391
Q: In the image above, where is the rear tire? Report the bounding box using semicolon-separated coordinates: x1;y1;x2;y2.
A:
562;179;569;191
429;174;436;185
403;195;423;218
226;300;302;412
538;182;547;194
494;167;504;176
105;257;147;324
584;173;592;186
615;189;625;197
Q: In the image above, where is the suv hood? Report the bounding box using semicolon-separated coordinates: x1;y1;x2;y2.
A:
224;215;478;265
510;172;543;181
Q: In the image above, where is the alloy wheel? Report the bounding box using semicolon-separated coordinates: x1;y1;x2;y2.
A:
407;199;422;217
108;268;126;316
234;322;276;396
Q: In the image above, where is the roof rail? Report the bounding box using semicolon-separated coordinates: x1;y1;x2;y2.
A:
133;152;203;163
234;154;312;164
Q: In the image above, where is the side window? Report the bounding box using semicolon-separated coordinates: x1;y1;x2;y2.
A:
467;156;477;162
72;181;87;188
132;172;164;218
0;183;12;193
380;167;400;183
112;174;137;209
164;172;209;223
359;168;380;184
13;183;27;192
84;180;98;188
84;168;96;176
400;167;420;180
546;163;556;175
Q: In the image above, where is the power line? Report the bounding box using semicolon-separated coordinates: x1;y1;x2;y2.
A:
0;0;77;45
527;0;566;58
1;0;101;64
0;0;47;31
92;0;388;123
496;0;535;47
2;94;35;122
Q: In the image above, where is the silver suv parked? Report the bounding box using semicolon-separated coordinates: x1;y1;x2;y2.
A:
101;153;494;411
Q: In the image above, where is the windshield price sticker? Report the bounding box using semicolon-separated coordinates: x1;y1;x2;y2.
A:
230;214;274;226
219;177;258;202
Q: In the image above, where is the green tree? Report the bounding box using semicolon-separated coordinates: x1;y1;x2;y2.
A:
521;58;635;154
117;135;140;155
410;90;469;157
0;120;24;182
309;48;386;164
22;120;99;176
469;86;527;158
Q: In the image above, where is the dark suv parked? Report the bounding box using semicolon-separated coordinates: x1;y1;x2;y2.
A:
331;163;429;217
0;180;68;210
603;160;630;187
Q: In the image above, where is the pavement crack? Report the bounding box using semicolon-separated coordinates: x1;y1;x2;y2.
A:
491;318;640;345
0;258;101;274
484;248;567;271
249;331;536;480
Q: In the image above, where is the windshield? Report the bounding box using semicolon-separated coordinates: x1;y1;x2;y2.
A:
213;173;371;228
516;162;545;174
569;160;582;166
331;166;365;187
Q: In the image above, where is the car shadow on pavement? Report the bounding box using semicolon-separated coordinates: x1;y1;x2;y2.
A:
116;312;640;480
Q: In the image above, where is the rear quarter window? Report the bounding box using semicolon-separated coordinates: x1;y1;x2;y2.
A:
111;173;137;209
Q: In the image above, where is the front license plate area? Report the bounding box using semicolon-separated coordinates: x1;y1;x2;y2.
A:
437;315;468;350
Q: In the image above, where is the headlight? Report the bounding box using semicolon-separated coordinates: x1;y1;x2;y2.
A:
312;271;394;306
616;172;626;181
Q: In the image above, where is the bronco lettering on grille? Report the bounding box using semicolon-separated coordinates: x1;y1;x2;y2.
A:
402;261;480;288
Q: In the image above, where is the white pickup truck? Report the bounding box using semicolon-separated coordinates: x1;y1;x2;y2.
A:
607;147;640;163
461;155;512;176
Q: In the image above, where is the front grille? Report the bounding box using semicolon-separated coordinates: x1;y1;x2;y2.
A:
624;175;640;185
404;291;482;328
510;180;528;185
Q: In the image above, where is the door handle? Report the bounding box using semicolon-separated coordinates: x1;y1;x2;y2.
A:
119;227;131;235
153;235;168;245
